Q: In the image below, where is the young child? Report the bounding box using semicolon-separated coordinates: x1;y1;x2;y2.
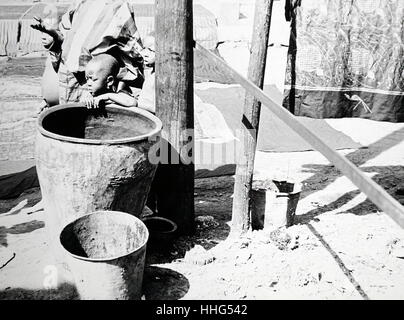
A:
135;33;156;113
80;53;137;109
30;0;144;105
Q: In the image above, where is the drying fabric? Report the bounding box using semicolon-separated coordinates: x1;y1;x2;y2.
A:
0;166;38;199
192;84;363;178
283;0;404;122
195;85;362;153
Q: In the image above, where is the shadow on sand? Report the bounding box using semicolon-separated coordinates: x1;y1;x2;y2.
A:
0;220;45;247
292;126;404;300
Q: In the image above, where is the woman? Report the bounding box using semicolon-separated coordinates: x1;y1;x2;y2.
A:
32;0;144;106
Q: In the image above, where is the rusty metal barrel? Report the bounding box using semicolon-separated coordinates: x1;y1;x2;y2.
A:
36;103;161;280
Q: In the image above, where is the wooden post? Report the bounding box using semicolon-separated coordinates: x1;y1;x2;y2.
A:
154;0;195;235
231;0;274;235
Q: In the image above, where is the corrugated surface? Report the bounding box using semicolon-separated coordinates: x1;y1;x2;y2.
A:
0;3;219;56
0;57;43;161
0;98;39;161
0;20;18;56
18;19;43;55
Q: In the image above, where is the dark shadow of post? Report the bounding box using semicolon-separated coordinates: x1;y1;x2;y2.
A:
0;220;45;247
147;137;195;236
142;266;190;300
299;127;404;205
307;223;370;300
293;127;404;300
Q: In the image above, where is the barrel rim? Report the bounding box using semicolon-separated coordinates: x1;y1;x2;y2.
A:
59;210;149;262
38;103;162;145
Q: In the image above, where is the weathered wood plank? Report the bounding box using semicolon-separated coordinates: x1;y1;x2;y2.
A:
231;0;274;234
155;0;195;235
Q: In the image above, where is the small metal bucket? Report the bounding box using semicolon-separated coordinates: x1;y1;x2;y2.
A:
142;216;177;249
251;180;302;230
59;210;149;300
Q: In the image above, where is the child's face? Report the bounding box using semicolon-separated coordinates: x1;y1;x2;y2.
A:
85;62;109;96
141;36;155;67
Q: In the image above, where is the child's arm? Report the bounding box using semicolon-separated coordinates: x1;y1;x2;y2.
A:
95;92;138;108
31;16;63;51
80;91;137;109
31;16;64;71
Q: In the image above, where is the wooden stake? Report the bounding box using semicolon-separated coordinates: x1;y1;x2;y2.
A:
155;0;195;235
231;0;274;235
195;42;404;230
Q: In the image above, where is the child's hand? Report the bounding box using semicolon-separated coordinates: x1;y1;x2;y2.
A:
81;91;98;109
89;94;110;109
31;16;48;33
30;16;60;46
30;16;48;33
80;93;110;109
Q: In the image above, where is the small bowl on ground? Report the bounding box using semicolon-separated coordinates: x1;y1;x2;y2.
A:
142;216;178;249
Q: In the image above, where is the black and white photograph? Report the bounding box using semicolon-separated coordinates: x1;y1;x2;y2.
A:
0;0;404;303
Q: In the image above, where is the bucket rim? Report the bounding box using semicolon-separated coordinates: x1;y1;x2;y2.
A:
38;103;162;145
59;210;149;262
252;182;302;195
142;216;178;234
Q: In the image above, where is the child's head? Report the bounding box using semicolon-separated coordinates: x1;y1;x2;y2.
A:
140;32;155;67
85;54;120;96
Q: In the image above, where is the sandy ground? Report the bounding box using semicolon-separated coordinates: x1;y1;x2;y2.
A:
1;0;404;300
2;130;404;300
